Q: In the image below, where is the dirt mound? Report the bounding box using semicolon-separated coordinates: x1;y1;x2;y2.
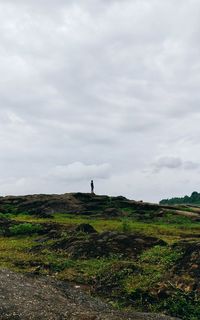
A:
52;228;166;259
0;269;181;320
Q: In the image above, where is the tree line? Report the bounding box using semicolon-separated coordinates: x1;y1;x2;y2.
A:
160;191;200;205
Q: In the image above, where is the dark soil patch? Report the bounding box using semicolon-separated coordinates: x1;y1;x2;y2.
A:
74;223;97;234
169;241;200;291
51;228;166;259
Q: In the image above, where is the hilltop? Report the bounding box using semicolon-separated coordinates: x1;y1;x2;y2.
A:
0;192;160;217
1;193;200;319
0;192;199;220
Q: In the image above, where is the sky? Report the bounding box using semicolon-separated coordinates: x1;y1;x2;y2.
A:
0;0;200;202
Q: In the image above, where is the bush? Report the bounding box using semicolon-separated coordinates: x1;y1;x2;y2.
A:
9;223;42;236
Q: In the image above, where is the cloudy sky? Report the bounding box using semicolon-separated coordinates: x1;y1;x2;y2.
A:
0;0;200;202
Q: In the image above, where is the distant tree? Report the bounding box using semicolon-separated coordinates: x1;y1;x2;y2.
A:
160;191;200;205
191;191;199;200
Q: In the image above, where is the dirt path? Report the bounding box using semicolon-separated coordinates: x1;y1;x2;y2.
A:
0;269;180;320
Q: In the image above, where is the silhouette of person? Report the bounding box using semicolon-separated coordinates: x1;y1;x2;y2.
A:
91;180;94;194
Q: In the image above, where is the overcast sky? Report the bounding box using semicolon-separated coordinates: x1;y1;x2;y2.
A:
0;0;200;202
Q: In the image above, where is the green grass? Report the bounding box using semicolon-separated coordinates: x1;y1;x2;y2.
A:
9;223;43;236
0;236;38;270
124;245;183;294
157;291;200;320
12;213;200;243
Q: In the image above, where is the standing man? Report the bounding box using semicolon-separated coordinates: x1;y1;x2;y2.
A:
91;180;94;194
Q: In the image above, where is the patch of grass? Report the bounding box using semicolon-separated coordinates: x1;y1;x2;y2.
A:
9;223;43;236
12;213;200;243
0;213;13;219
58;258;135;289
0;236;38;270
154;213;197;225
158;291;200;320
123;246;183;302
139;245;183;266
119;219;132;233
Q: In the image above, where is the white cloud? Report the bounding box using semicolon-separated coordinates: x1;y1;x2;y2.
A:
0;0;199;201
153;157;183;172
153;157;200;174
183;161;200;170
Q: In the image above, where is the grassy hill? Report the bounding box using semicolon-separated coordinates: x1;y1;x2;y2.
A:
1;193;200;319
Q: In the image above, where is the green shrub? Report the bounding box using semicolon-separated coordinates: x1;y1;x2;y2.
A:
9;223;42;236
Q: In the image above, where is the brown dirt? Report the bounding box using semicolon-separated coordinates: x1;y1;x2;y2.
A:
0;269;180;320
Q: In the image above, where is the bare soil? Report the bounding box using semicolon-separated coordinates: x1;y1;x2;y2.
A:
0;269;180;320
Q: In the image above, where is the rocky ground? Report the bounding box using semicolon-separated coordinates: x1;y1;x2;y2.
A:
0;269;180;320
